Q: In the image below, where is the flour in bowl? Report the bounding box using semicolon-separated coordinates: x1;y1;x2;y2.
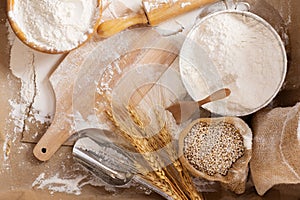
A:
180;11;287;116
8;0;100;52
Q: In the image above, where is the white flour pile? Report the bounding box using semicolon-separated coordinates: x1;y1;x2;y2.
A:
180;11;287;116
8;0;99;52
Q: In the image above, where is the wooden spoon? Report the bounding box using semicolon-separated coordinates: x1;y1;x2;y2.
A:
166;88;231;124
7;0;218;53
97;0;218;38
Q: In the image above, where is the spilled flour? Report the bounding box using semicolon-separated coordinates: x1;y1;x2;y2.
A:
32;173;87;195
297;117;300;141
72;111;109;131
7;23;63;136
32;172;105;195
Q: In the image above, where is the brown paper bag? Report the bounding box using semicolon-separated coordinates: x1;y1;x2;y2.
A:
251;103;300;195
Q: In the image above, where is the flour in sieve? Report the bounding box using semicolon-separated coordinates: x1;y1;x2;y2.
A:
180;11;287;116
8;0;100;52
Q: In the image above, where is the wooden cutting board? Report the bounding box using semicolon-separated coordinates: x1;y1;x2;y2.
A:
33;27;188;161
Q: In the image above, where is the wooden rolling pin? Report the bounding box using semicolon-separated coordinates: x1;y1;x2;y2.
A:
97;0;219;38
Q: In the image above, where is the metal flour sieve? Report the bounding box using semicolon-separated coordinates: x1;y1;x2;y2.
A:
179;9;287;116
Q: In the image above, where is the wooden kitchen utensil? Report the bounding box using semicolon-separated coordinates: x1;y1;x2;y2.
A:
166;88;231;124
33;28;184;161
7;0;218;53
7;0;103;54
97;0;219;38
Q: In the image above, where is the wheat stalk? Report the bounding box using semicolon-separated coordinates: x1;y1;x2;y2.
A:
106;108;187;199
152;107;204;200
102;87;203;200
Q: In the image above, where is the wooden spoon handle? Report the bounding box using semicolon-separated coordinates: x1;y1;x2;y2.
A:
97;0;219;38
143;0;219;25
197;88;231;106
97;13;148;38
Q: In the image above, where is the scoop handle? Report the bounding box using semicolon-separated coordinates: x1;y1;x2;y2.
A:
197;88;231;106
97;13;148;38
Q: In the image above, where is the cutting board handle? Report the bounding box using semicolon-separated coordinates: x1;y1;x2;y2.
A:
33;121;71;161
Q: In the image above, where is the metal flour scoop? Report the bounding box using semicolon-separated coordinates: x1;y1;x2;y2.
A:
72;128;172;199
